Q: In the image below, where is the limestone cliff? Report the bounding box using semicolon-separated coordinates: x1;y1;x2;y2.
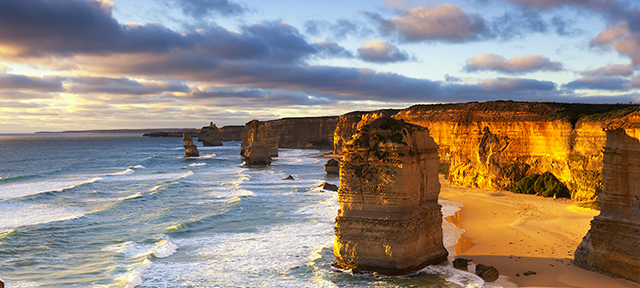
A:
197;122;223;146
575;112;640;282
241;120;278;158
220;125;244;141
183;133;199;157
330;101;638;200
264;116;339;149
334;117;448;275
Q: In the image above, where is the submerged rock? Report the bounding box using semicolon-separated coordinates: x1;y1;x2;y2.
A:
198;122;223;146
183;133;199;157
319;182;338;191
324;159;340;175
333;117;448;275
0;279;4;288
475;264;500;282
575;112;640;283
283;175;295;180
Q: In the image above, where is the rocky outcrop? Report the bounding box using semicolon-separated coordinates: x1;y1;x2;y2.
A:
475;264;500;282
324;159;339;175
183;133;199;157
241;120;278;157
197;122;223;146
333;110;399;154
575;112;640;282
334;117;448;275
332;101;637;200
264;116;339;149
220;125;244;141
244;140;272;165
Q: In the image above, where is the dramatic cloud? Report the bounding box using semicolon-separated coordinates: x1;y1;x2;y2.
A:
591;25;640;66
357;40;410;63
465;53;563;74
174;0;246;18
580;64;634;76
185;87;335;106
564;77;631;90
373;4;489;42
66;77;190;95
0;73;63;92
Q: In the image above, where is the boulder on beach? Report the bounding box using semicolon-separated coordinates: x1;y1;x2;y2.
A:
452;258;472;270
183;133;199;157
324;159;339;175
475;264;500;282
198;122;223;146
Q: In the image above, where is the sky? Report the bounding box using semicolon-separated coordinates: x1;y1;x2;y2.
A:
1;0;640;133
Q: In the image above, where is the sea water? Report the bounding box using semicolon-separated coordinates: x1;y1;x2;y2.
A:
0;134;496;288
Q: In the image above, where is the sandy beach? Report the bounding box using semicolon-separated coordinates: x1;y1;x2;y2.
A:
439;175;640;288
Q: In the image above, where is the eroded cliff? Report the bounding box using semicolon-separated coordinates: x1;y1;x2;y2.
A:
334;117;448;274
220;125;244;141
575;112;640;282
198;122;223;146
264;116;339;149
333;101;637;201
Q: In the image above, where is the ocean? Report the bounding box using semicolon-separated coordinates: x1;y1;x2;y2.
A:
0;134;495;288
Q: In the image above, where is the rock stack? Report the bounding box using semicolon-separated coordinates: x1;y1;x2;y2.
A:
183;133;199;157
333;117;448;275
241;120;276;165
575;112;640;282
241;120;278;158
198;122;223;146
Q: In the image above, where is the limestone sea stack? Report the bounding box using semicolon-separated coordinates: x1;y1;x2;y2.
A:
183;133;199;157
198;122;223;146
333;117;448;275
575;111;640;282
241;120;278;157
324;159;339;175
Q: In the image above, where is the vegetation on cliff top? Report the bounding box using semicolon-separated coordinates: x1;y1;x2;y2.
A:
512;172;570;198
402;101;638;126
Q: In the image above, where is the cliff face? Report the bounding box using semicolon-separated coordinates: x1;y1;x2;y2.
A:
197;122;223;146
241;120;278;158
354;102;637;201
219;125;244;141
264;116;339;149
575;112;640;282
334;117;447;274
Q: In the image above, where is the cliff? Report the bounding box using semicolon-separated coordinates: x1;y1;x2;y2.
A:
241;120;278;158
264;116;339;149
334;117;448;274
575;112;640;282
197;122;223;146
332;101;637;201
220;125;243;141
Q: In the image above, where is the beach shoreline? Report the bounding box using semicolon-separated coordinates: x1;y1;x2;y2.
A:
439;175;640;288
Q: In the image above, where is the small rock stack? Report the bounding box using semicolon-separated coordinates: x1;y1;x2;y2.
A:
241;120;277;165
183;133;199;157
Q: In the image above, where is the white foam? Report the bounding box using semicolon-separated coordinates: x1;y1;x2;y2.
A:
2;280;41;288
440;199;463;217
0;177;101;201
0;203;86;229
419;265;502;288
123;193;143;200
108;168;135;176
132;165;146;169
188;163;206;167
115;258;154;288
103;237;178;260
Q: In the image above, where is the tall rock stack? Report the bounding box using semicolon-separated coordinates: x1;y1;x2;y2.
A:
198;122;223;146
575;112;640;282
241;120;277;165
334;117;448;275
183;133;199;157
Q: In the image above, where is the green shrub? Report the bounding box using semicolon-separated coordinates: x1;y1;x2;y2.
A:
512;172;570;198
439;163;450;175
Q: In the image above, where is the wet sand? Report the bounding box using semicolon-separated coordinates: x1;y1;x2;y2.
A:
439;176;640;288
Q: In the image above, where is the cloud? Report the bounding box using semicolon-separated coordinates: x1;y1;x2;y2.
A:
66;77;190;95
373;4;489;42
631;76;640;88
478;77;557;91
184;87;335;106
174;0;246;18
505;0;594;9
304;19;374;40
590;25;640;66
564;77;631;90
0;73;63;92
445;74;462;82
580;64;634;76
465;53;563;74
357;40;410;63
